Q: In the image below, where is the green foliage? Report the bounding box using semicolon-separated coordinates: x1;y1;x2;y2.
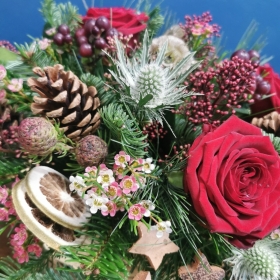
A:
0;157;28;185
0;250;54;280
40;0;82;30
261;130;280;154
60;215;134;280
100;103;148;158
14;43;57;69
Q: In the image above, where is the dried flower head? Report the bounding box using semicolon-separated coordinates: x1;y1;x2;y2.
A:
108;30;199;122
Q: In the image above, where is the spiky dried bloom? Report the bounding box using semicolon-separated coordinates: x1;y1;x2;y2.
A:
107;31;199;122
224;239;280;280
75;135;108;167
18;117;58;156
175;56;257;126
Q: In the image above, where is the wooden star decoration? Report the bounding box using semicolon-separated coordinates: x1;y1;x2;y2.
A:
128;222;179;270
133;271;152;280
178;252;225;280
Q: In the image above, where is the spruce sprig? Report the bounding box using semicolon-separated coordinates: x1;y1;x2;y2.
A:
40;0;82;30
59;216;134;280
100;103;148;158
0;250;55;280
0;158;29;185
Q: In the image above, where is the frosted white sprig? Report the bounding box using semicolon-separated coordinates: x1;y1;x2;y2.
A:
107;31;200;122
224;239;280;280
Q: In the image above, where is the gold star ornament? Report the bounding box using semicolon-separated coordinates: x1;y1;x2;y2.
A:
128;222;179;270
178;252;225;280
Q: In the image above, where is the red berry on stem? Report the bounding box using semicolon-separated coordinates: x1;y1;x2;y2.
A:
75;28;86;39
248;49;260;60
84;19;96;36
53;33;64;46
94;37;107;49
64;34;73;44
230;49;250;61
76;36;88;46
79;43;93;57
105;27;118;39
256;81;271;95
95;16;110;31
58;24;70;35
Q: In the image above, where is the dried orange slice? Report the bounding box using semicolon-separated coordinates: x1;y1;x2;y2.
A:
25;166;90;229
12;180;88;251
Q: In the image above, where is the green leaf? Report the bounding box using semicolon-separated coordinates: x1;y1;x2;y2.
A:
138;94;153;107
167;171;184;189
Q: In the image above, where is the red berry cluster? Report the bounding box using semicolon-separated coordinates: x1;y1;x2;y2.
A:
53;24;73;46
231;49;271;100
175;55;257;126
75;17;118;57
142;121;168;140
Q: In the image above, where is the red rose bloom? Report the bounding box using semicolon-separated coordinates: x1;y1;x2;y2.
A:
184;115;280;248
84;7;149;48
251;64;280;116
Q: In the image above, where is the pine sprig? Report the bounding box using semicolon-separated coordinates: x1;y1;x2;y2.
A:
0;157;28;185
100;103;148;158
40;0;82;30
0;250;54;280
60;216;134;280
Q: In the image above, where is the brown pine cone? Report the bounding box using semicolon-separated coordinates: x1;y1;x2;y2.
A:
251;111;280;136
27;64;101;140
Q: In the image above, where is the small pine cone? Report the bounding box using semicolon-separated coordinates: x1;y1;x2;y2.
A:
75;135;108;167
27;64;101;141
18;117;58;156
251;111;280;135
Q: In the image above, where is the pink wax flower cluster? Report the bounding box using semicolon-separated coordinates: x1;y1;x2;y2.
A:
70;151;156;222
0;185;16;221
182;11;220;39
10;224;43;263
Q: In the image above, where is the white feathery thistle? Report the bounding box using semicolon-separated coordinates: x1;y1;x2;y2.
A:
224;239;280;280
107;31;200;122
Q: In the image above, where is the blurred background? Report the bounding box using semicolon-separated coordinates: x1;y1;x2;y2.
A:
1;0;280;72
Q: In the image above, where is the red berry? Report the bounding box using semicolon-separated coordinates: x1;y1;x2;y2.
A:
84;19;96;36
248;49;260;61
76;36;88;46
105;27;118;40
75;28;85;39
64;34;73;44
256;81;271;95
58;24;70;36
230;49;250;61
95;16;110;31
94;37;107;49
79;43;93;57
53;33;64;46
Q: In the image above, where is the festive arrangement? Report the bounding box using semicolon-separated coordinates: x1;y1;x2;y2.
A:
1;0;280;279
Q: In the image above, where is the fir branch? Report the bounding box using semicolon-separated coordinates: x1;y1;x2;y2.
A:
15;42;57;69
40;0;82;30
0;157;28;185
60;215;134;280
100;103;148;158
0;250;55;280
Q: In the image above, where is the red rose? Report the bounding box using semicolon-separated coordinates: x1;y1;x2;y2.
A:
84;7;149;48
251;64;280;116
184;115;280;248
